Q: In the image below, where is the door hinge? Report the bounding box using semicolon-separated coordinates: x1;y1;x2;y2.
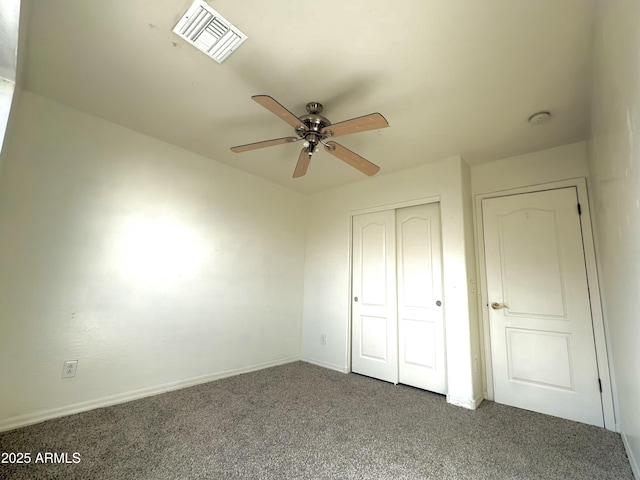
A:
577;203;582;215
598;378;602;392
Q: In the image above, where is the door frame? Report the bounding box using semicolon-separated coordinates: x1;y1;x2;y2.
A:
474;178;616;430
347;195;441;374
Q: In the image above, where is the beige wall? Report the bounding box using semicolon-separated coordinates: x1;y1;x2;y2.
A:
0;91;308;430
587;0;640;475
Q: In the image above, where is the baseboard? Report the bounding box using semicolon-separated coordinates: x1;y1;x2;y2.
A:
302;357;349;373
622;432;640;479
446;393;482;410
0;356;300;433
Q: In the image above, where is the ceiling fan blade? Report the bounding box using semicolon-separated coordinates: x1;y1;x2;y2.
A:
230;136;299;153
321;113;389;138
324;141;380;176
252;95;307;131
293;147;311;178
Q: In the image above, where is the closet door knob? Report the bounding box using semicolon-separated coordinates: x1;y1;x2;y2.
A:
435;300;442;307
354;297;359;302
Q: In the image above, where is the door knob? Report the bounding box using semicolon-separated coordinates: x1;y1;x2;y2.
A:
490;302;508;310
354;297;358;302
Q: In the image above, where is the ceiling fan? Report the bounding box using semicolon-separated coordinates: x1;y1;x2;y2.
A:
230;95;389;178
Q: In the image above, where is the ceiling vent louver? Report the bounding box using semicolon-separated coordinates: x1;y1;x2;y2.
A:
173;0;247;63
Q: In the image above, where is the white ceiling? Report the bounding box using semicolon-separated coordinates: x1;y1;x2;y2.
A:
22;0;594;193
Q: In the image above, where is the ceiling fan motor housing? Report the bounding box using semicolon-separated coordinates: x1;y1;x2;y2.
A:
298;102;332;154
298;103;331;132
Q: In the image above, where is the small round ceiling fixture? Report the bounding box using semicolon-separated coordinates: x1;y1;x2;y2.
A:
528;111;551;125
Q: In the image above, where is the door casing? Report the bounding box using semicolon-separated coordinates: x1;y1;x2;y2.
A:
474;178;616;430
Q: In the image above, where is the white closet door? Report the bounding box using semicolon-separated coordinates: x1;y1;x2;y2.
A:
396;203;446;393
351;210;398;384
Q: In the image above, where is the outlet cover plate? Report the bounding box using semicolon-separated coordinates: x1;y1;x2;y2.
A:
62;360;78;379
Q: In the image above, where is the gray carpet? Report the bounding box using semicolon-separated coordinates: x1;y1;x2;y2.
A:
0;361;633;479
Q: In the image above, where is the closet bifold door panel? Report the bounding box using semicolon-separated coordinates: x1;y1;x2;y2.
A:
351;203;446;394
396;203;446;393
351;209;398;384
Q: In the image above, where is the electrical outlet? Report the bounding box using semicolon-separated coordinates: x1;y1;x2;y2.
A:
320;333;327;345
62;360;78;379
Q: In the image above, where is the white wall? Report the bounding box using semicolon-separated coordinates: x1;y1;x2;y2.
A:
0;91;308;430
301;155;482;408
461;161;482;397
471;142;589;195
587;0;640;475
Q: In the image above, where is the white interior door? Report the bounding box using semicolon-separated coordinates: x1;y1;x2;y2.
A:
351;210;398;384
396;204;446;393
482;188;604;426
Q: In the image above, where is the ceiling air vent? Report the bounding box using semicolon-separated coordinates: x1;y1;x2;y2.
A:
173;0;247;63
